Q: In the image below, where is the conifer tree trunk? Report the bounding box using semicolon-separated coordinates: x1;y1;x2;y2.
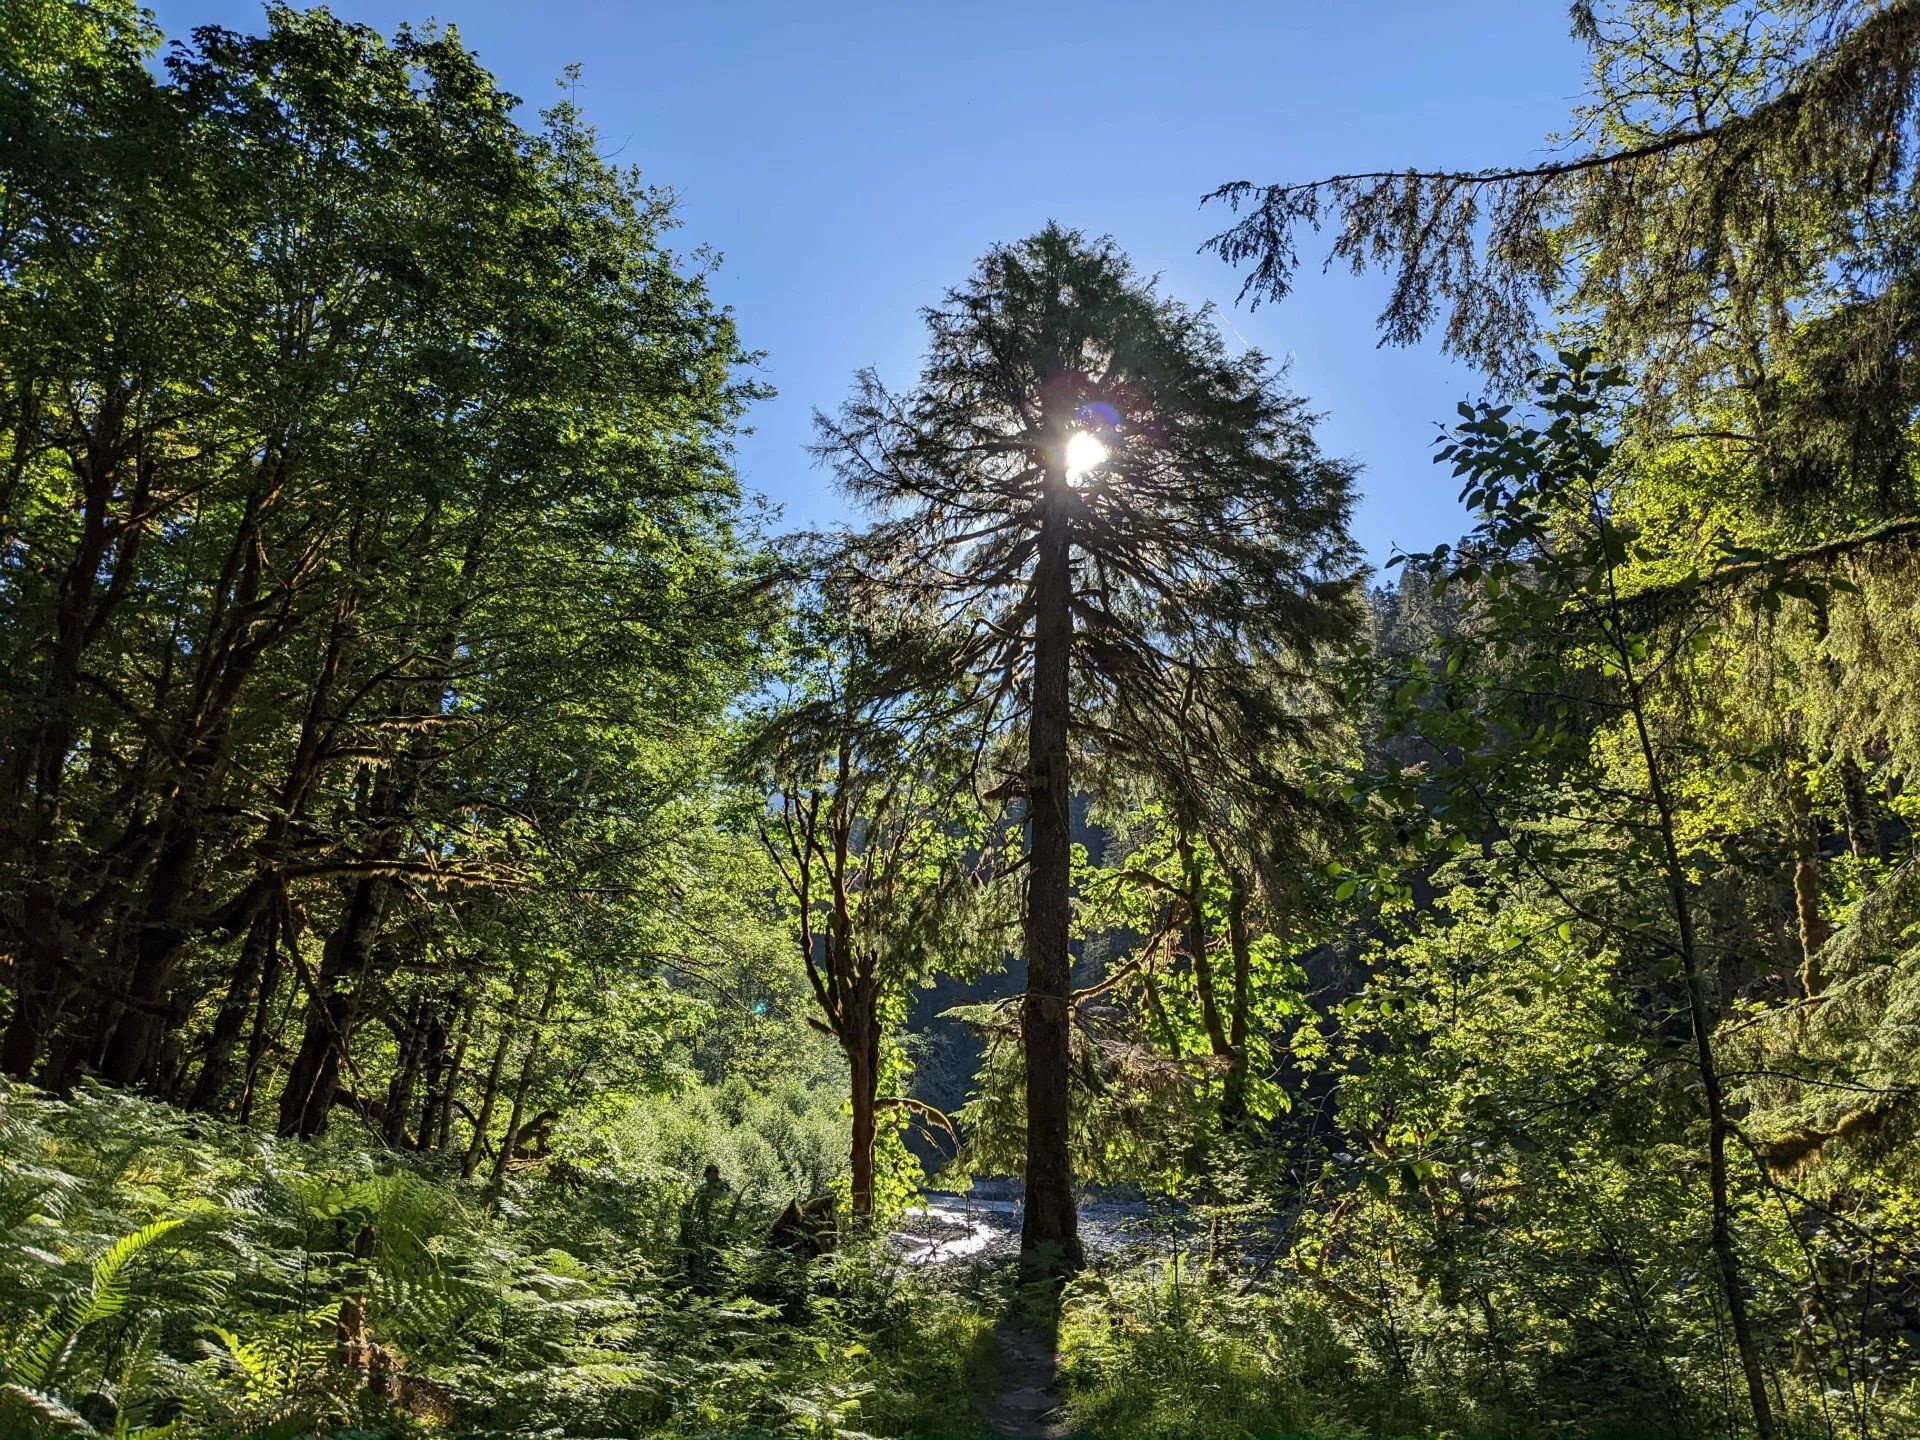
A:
1020;468;1080;1270
1221;872;1255;1131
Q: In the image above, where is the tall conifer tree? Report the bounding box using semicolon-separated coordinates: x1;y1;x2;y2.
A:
815;225;1360;1269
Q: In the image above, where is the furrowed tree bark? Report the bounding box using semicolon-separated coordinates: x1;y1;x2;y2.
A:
847;1000;879;1220
1221;871;1255;1131
1020;463;1081;1272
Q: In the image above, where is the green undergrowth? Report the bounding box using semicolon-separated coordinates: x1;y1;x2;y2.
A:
0;1081;992;1439
0;1079;1859;1440
1051;1256;1842;1440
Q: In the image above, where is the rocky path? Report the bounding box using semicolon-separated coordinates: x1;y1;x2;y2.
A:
982;1319;1068;1439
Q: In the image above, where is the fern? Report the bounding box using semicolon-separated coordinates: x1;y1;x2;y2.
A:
0;1382;96;1435
0;1079;987;1439
3;1218;183;1393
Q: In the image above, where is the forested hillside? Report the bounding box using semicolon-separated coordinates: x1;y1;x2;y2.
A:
9;2;1920;1438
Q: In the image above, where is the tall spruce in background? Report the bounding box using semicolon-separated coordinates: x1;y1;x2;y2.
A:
814;225;1360;1270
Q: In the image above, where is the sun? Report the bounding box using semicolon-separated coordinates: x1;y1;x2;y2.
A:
1063;431;1108;482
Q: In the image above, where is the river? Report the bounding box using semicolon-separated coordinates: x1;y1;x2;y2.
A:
891;1190;1185;1267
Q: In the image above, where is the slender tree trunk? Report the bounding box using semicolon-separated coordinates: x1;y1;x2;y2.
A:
4;397;140;812
463;1002;517;1179
416;993;461;1151
277;868;393;1138
237;910;288;1127
1621;649;1776;1440
412;1007;446;1151
491;974;558;1184
97;829;198;1090
1020;469;1080;1271
0;412;149;1079
383;1000;426;1148
848;1025;878;1220
196;604;352;1112
277;548;452;1137
188;907;275;1112
1143;974;1181;1059
1181;831;1230;1060
1839;757;1882;861
0;965;60;1080
1786;763;1830;996
99;457;293;1087
97;781;214;1085
429;994;473;1152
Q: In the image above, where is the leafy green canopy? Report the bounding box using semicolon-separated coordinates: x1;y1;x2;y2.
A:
0;0;770;1140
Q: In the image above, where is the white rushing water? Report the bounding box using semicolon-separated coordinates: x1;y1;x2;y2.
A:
891;1192;1188;1267
892;1196;1018;1265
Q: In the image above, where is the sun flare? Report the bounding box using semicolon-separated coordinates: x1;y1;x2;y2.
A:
1064;430;1108;481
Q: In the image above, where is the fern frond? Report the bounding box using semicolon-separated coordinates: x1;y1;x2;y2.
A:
83;1218;185;1327
0;1380;99;1435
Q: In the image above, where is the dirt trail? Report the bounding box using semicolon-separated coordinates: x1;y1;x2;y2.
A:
982;1319;1068;1438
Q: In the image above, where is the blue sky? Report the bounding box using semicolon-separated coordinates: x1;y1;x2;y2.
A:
145;0;1589;567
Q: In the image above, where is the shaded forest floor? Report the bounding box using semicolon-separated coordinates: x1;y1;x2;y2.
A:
983;1316;1069;1439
